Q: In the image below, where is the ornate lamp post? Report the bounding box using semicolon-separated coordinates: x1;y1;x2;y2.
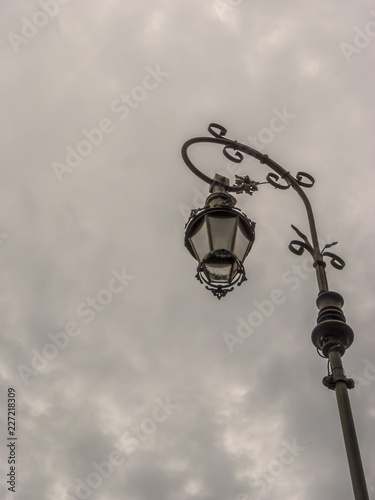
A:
184;179;255;299
181;123;369;500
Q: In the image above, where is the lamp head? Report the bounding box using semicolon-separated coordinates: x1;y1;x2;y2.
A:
185;176;255;299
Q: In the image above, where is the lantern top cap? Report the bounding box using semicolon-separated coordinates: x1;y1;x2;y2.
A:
205;191;237;209
206;173;237;208
210;173;230;193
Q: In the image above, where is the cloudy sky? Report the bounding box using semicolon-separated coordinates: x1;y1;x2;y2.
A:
1;1;375;499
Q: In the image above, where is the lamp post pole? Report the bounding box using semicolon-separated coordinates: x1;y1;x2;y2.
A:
329;348;369;499
181;123;369;500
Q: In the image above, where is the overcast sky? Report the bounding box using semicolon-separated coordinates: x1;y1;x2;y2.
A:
1;1;375;499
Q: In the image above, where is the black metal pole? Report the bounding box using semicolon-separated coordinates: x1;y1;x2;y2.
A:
328;348;369;500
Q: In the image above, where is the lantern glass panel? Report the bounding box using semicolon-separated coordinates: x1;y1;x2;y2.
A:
207;214;238;252
204;252;238;283
234;218;254;261
189;216;210;262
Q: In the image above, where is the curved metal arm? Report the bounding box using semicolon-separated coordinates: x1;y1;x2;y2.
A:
181;124;369;500
181;123;346;293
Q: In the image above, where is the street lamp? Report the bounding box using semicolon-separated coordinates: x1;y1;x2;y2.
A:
181;123;369;500
184;178;255;299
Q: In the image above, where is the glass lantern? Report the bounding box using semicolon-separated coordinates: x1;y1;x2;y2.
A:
185;191;255;298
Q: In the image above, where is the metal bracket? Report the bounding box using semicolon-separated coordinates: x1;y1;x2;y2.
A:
289;225;345;270
322;374;355;391
234;175;259;195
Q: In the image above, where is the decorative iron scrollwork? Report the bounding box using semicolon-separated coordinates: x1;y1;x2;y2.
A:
288;225;345;270
223;144;243;163
266;171;314;190
211;287;232;299
208;123;227;138
320;242;346;269
195;262;247;299
288;225;315;257
296;171;315;188
322;252;345;270
266;172;290;190
184;208;200;228
235;175;259;195
182;123;347;297
289;240;315;257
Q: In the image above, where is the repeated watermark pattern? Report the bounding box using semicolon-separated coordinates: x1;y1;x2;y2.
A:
17;267;134;385
117;397;180;455
0;233;9;244
214;0;243;21
67;397;179;500
350;358;375;395
246;107;296;152
51;118;115;182
51;65;169;182
179;106;295;220
340;11;375;63
179;160;243;220
237;438;306;498
223;257;315;353
7;0;72;53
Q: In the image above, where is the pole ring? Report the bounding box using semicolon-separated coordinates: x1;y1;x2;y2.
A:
313;259;326;268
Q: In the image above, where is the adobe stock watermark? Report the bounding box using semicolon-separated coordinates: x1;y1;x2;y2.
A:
0;233;9;244
7;0;72;54
214;0;243;21
237;438;306;498
179;106;295;220
68;397;179;500
17;267;134;385
51;118;115;183
340;11;375;63
247;106;296;152
178;160;243;221
350;358;375;395
51;65;169;182
223;257;315;353
117;396;180;455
